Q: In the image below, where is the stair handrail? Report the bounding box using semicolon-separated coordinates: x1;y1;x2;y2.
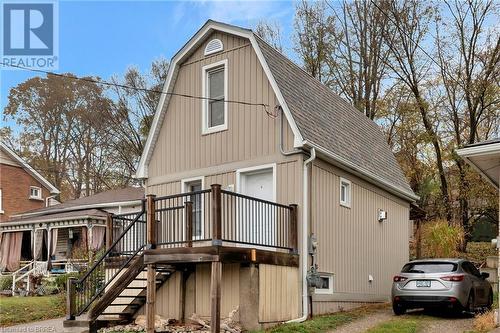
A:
72;201;146;316
11;260;34;295
76;203;145;283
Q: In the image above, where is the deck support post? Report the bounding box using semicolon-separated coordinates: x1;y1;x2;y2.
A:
185;201;193;247
146;194;157;333
210;261;222;333
289;204;298;253
211;184;222;245
66;277;76;320
106;213;113;250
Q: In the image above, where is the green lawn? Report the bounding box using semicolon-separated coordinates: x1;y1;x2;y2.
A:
366;318;419;333
253;304;389;333
0;295;66;326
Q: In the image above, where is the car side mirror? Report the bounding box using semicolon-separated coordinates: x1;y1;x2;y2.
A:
481;272;490;279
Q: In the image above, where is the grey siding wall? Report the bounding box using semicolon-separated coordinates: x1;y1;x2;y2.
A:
310;159;410;313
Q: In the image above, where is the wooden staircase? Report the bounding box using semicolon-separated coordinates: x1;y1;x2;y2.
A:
88;255;175;322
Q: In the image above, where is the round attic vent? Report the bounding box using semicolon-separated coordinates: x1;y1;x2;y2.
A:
204;39;223;56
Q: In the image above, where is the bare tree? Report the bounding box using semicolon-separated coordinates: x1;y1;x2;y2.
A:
327;0;391;119
255;20;284;52
435;0;500;239
293;0;336;83
380;0;454;222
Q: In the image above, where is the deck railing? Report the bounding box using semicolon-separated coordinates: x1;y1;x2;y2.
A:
152;184;298;252
67;184;297;319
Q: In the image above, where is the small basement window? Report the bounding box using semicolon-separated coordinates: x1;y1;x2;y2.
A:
30;186;42;200
315;273;334;294
202;59;228;134
340;178;351;208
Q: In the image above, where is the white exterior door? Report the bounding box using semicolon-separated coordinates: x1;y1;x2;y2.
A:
238;166;276;247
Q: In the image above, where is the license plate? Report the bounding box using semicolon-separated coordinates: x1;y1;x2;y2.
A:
416;280;431;287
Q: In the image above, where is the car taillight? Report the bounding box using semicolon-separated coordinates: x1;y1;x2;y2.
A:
393;275;408;282
441;274;464;282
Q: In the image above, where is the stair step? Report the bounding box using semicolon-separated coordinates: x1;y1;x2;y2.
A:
125;287;146;290
116;295;146;298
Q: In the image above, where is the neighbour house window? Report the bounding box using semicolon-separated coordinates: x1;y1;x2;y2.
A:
339;178;351;208
30;186;42;200
315;273;334;294
202;60;227;134
0;189;3;213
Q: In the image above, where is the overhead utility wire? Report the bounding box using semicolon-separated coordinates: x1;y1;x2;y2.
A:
1;62;277;118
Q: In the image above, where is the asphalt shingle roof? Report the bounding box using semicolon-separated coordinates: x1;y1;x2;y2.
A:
255;36;414;197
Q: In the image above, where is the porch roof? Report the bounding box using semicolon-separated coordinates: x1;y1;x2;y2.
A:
457;138;500;189
0;208;108;229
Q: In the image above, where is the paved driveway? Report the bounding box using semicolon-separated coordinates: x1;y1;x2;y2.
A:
0;317;65;333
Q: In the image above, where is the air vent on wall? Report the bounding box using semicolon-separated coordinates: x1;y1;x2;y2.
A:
204;39;223;56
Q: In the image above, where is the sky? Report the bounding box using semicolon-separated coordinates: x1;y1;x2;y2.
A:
0;0;297;130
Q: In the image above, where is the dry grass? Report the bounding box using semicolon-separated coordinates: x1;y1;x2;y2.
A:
472;311;496;332
421;220;465;258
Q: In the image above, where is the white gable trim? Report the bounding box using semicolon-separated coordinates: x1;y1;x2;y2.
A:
0;142;60;194
135;20;303;179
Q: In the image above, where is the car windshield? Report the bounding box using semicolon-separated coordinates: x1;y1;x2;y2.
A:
401;262;457;273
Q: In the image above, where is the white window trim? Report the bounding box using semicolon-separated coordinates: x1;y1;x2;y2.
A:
30;186;42;200
202;59;228;135
339;177;351;208
0;189;3;214
235;163;277;202
181;176;205;240
315;273;334;295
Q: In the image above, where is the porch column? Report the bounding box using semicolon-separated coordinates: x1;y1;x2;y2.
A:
210;261;222;333
145;194;156;333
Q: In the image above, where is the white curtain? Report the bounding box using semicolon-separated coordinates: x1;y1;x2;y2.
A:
91;226;106;250
50;229;58;256
33;229;44;260
0;232;23;271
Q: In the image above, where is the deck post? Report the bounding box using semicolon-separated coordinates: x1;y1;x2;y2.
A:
210;261;222;333
66;277;76;320
185;201;193;247
106;213;113;250
146;194;156;333
211;184;222;245
289;204;298;253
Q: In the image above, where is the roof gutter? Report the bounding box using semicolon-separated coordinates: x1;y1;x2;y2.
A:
0;215;107;228
304;141;419;202
10;199;143;218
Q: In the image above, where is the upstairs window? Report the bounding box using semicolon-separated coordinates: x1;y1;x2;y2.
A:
30;186;42;200
339;178;351;208
202;60;227;134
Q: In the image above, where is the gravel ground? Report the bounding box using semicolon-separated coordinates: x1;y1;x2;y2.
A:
328;307;395;333
329;308;476;333
405;309;474;333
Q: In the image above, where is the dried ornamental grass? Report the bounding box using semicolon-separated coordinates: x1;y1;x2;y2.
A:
473;311;496;332
421;219;465;258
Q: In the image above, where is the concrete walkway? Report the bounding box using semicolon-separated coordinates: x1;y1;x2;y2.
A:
1;317;65;333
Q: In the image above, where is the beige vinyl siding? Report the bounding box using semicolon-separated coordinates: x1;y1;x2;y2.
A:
194;263;240;319
258;264;299;322
147;31;295;183
311;159;409;311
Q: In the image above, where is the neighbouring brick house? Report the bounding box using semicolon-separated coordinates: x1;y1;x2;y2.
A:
0;142;59;222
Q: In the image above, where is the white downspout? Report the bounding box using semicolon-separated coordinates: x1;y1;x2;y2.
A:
287;147;316;323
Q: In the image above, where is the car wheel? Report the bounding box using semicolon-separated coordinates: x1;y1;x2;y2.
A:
465;290;475;314
487;290;493;310
393;303;406;316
